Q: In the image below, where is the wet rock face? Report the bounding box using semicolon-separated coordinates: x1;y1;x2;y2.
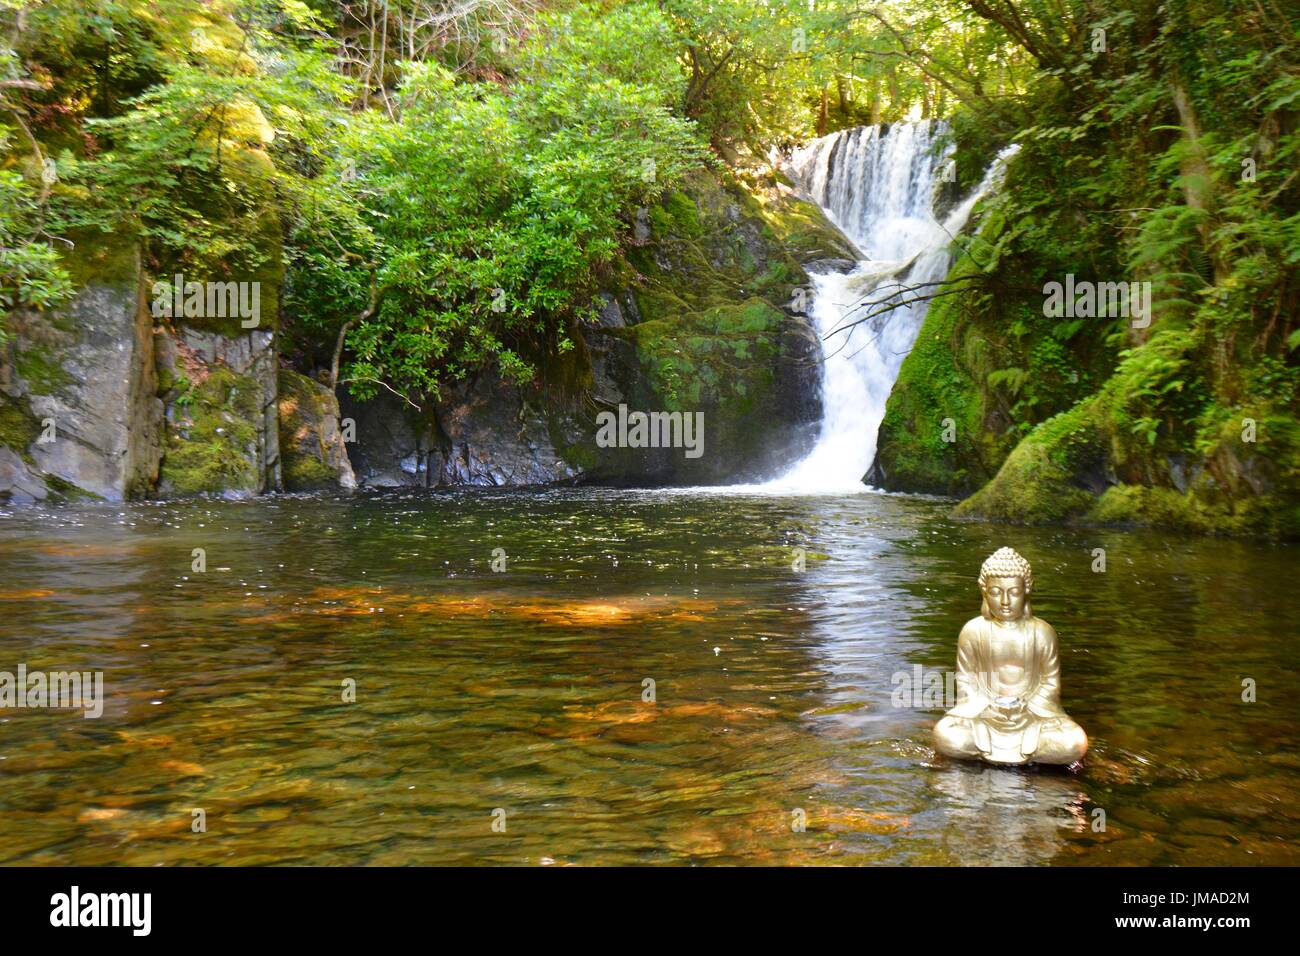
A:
430;372;582;486
0;265;163;503
0;446;48;504
0;241;290;505
579;300;823;485
340;369;581;489
336;390;436;488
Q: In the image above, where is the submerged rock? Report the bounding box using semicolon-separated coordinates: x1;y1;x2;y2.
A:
0;446;48;504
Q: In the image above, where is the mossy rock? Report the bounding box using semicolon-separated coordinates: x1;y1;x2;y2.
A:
159;366;262;495
956;333;1300;538
13;341;73;395
0;378;100;504
579;167;844;483
282;451;337;490
623;298;781;410
0;393;42;462
754;188;859;262
278;369;349;492
870;206;1102;496
60;229;141;290
870;249;1012;495
1085;484;1300;538
954;398;1105;524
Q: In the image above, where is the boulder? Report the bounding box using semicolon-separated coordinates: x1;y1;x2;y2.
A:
0;446;48;504
277;369;355;491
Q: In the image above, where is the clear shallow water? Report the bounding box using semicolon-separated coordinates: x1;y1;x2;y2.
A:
0;488;1297;865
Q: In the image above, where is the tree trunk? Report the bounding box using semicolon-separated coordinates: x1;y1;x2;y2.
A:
1170;79;1226;285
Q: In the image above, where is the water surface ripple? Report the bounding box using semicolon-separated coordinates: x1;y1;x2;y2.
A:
1;489;1296;865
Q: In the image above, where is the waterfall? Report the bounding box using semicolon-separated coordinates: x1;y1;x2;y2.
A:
770;122;1019;493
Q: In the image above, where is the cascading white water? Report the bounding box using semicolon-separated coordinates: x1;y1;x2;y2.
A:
769;122;1019;493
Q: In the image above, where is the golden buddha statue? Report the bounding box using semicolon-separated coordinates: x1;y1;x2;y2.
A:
934;547;1088;766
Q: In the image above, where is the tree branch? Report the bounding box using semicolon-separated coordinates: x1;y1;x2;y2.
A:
330;269;382;392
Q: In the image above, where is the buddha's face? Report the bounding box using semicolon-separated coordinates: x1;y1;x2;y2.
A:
983;575;1027;622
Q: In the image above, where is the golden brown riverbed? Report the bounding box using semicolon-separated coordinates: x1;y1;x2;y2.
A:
0;488;1296;864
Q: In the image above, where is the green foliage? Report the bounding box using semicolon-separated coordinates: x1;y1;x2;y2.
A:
0;167;73;318
0;57;74;333
890;0;1300;535
289;3;709;402
4;0;1297;528
35;0;350;283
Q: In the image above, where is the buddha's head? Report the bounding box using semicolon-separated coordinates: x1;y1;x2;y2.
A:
978;547;1033;623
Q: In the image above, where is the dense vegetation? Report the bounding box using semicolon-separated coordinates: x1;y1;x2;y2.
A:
2;0;1297;532
872;0;1300;535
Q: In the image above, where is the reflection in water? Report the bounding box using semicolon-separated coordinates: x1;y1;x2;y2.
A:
930;765;1090;867
0;488;1297;865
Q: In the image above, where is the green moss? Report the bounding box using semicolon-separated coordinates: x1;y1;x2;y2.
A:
550;407;600;472
632;287;693;324
277;369;343;491
283;453;335;490
650;191;703;239
757;193;858;262
955;328;1300;538
155;361;179;395
872;253;1009;494
1088;485;1202;530
1086;485;1300;538
14;342;72;394
625;299;780;413
43;473;103;503
60;230;140;289
556;439;598;472
160;366;261;495
954;398;1102;524
0;393;41;460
